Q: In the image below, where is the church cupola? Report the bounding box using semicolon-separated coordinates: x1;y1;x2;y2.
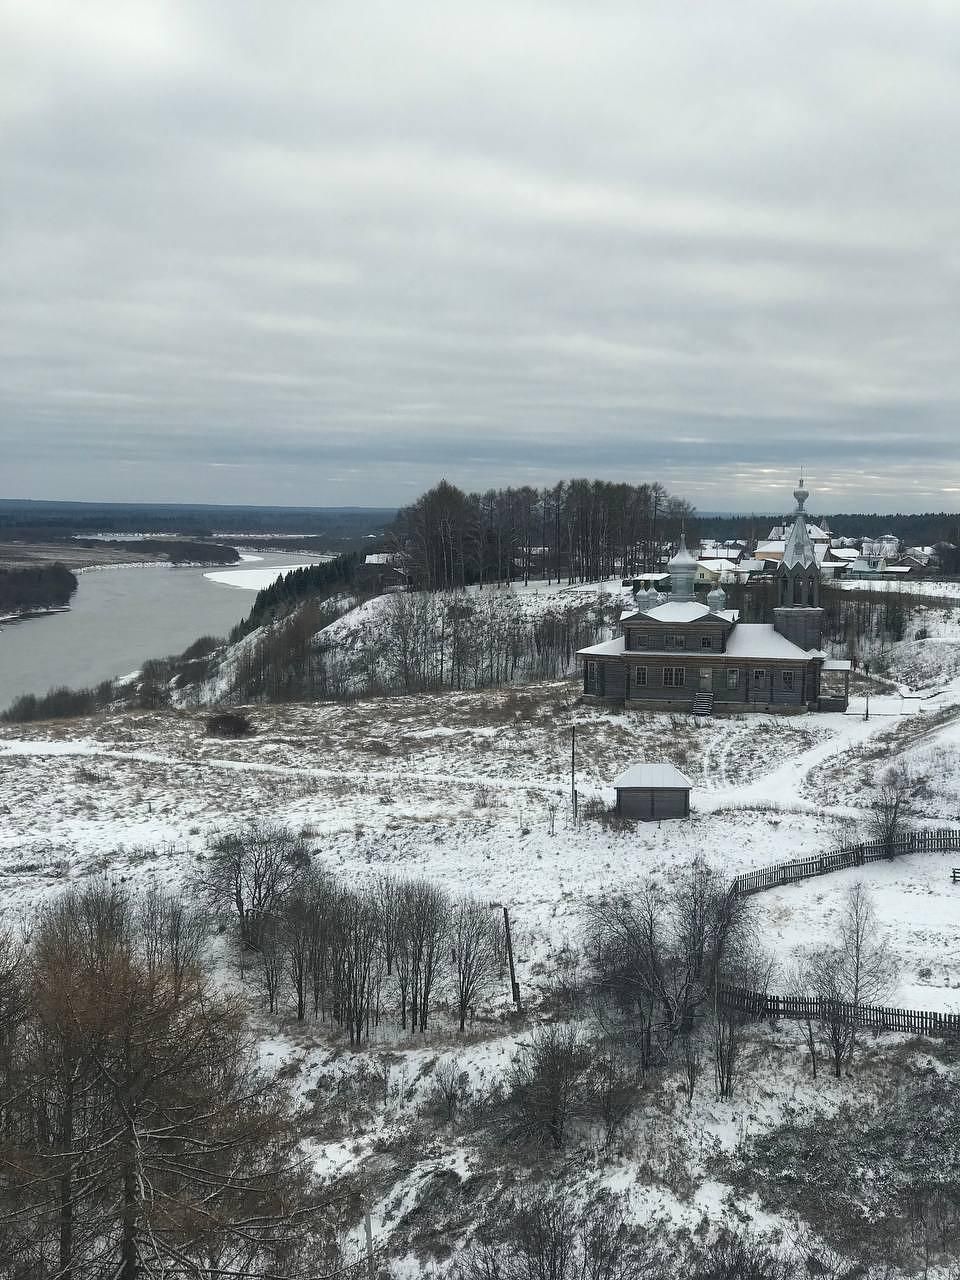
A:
707;583;727;613
666;532;697;603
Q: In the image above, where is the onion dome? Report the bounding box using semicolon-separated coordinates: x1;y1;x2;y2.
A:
666;532;697;603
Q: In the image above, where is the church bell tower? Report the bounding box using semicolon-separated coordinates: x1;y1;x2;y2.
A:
773;477;825;651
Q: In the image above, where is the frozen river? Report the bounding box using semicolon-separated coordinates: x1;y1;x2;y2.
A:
0;552;327;711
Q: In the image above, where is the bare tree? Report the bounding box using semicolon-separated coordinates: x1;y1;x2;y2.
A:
398;879;450;1033
714;937;772;1101
589;863;754;1083
786;959;819;1080
376;873;403;977
330;888;382;1047
281;869;334;1022
452;897;497;1031
866;764;918;856
258;916;286;1013
198;822;310;948
136;883;206;999
810;882;898;1077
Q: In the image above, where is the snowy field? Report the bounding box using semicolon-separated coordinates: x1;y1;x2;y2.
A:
3;675;960;1009
3;589;960;1273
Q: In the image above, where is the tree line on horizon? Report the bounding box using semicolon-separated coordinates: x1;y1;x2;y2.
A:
704;509;960;559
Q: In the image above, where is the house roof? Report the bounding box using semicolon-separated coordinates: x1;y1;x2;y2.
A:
757;539;829;564
613;762;693;791
698;559;740;573
767;522;831;542
577;637;626;658
723;624;824;661
643;602;711;623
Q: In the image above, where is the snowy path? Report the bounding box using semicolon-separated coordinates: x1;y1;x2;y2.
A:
0;737;564;796
694;699;960;815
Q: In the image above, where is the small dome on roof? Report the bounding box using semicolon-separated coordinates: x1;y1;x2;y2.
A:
707;584;727;612
667;534;697;572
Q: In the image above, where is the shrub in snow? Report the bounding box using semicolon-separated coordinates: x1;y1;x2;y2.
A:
205;711;255;738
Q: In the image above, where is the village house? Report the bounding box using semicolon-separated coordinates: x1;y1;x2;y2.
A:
578;482;851;714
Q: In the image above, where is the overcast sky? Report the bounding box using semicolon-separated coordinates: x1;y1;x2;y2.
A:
2;1;959;513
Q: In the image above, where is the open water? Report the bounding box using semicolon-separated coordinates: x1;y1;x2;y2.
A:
0;552;323;711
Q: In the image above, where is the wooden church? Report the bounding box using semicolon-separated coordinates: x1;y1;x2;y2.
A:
578;481;850;714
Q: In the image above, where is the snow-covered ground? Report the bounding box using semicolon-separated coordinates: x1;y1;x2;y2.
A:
3;584;960;1275
3;673;959;1008
838;576;960;598
204;557;334;590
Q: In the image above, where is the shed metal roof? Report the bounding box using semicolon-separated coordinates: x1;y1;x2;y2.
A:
613;762;693;790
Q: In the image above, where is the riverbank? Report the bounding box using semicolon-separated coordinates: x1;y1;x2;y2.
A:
0;541;172;571
0;551;327;710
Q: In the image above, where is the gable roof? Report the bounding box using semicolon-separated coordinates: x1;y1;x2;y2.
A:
724;623;824;660
613;762;693;790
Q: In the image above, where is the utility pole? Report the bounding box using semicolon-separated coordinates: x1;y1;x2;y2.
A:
364;1203;375;1280
864;691;870;721
571;725;577;823
503;906;521;1009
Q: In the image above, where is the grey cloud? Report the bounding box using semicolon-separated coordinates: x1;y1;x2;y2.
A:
2;0;959;511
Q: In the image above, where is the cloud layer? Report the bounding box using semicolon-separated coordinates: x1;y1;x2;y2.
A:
2;0;959;511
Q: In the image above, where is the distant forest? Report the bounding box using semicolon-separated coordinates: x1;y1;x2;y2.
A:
392;479;694;589
0;564;77;616
0;499;394;542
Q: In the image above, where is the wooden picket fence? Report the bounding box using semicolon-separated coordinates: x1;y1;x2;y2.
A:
730;828;960;898
719;828;960;1040
718;984;960;1039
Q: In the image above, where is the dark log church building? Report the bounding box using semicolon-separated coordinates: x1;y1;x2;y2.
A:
578;482;851;714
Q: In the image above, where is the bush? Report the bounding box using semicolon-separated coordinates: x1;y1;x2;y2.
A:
206;711;255;739
503;1024;591;1149
1;682;114;723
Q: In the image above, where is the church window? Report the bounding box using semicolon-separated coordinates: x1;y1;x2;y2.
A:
664;667;685;688
753;668;767;683
665;633;686;649
726;670;739;689
782;670;795;690
634;666;647;687
700;635;713;649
